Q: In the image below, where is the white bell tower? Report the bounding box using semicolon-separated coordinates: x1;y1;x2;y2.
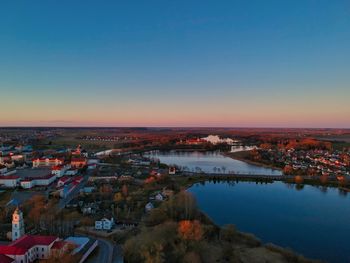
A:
12;207;25;241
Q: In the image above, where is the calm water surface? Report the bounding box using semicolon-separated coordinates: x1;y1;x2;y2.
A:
147;151;282;175
189;181;350;263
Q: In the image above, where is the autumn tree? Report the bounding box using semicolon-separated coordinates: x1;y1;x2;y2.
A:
178;220;203;241
122;184;129;197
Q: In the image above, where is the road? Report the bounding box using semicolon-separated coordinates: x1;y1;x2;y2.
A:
85;237;123;263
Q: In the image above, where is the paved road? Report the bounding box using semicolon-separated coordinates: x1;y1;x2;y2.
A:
85;238;123;263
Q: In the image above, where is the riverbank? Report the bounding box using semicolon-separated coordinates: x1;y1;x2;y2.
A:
225;150;283;171
124;181;320;263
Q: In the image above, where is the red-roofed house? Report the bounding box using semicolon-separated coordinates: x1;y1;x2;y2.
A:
0;235;60;263
57;177;70;188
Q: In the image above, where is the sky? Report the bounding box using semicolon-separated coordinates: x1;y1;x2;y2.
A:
0;0;349;128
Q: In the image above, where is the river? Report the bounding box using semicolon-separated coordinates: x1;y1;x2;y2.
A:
148;150;349;262
146;150;282;175
189;181;350;263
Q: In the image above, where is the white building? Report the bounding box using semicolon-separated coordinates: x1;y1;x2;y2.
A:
201;135;235;145
12;207;25;241
145;202;154;212
155;193;164;201
65;169;78;176
95;218;114;231
51;164;71;178
20;174;57;189
0;165;8;175
0;175;20;188
0;235;60;263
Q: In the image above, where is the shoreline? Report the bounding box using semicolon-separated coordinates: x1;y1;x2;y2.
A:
224;151;283;171
182;178;319;263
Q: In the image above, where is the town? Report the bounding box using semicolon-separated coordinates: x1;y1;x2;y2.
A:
0;128;349;262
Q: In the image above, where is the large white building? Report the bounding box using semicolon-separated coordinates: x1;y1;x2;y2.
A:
20;174;57;189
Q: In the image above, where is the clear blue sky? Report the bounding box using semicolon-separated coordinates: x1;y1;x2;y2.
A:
0;0;349;127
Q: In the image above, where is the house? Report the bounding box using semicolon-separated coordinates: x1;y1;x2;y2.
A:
168;167;176;175
155;193;164;201
87;163;97;170
73;176;83;184
57;177;70;188
95;218;114;230
0;165;8;175
71;158;87;168
32;158;64;168
65;168;78;176
0;175;20;188
185;138;206;145
0;235;60;263
145;202;154;212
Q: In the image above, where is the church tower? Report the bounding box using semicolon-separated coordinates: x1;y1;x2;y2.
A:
12;207;25;241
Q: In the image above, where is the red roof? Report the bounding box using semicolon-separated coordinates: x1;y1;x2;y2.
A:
0;254;14;263
0;175;20;180
0;235;58;256
71;158;86;162
51;241;67;250
11;235;58;249
52;165;64;171
32;158;64;162
23;173;56;182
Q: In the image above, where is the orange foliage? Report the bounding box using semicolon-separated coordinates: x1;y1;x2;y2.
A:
178;220;203;241
144;176;156;184
294;175;304;184
283;165;293;175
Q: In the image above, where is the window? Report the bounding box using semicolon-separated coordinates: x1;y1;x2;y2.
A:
42;248;44;251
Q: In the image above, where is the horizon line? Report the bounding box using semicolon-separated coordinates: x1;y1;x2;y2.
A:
0;126;350;130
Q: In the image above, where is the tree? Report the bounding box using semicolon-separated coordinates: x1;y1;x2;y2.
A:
122;184;129;197
220;224;237;242
283;165;293;175
178;220;203;241
114;192;123;203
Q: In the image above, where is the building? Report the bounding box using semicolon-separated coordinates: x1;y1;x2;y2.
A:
145;202;154;212
51;164;71;177
12;208;25;241
169;167;176;175
71;158;87;168
65;168;78;176
0;176;20;188
20;174;57;189
0;165;8;175
0;235;60;263
95;218;114;230
57;177;70;188
155;193;164;201
32;158;64;168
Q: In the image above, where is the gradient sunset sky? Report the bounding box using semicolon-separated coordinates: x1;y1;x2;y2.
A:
0;1;349;128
